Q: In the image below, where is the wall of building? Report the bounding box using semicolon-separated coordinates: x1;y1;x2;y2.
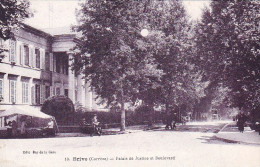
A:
0;25;104;112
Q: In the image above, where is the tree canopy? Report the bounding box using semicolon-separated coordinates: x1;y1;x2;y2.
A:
194;0;260;113
73;0;201;130
74;0;259;126
0;0;31;54
0;0;31;39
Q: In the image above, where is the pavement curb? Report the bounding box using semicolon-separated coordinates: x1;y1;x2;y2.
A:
215;122;260;145
214;135;260;146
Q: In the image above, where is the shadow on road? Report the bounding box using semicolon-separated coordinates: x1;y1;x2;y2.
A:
197;135;238;145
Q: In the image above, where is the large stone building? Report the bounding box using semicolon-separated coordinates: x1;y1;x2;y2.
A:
0;24;102;112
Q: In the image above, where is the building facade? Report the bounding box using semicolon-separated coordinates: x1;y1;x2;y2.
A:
0;24;101;111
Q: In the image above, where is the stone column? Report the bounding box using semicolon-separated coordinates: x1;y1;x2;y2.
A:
3;73;8;103
68;52;75;103
85;81;92;110
28;77;33;105
77;74;83;105
16;76;22;104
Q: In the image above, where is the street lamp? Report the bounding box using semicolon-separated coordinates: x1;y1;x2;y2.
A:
141;29;149;37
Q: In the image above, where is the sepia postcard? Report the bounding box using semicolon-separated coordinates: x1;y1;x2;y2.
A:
0;0;259;166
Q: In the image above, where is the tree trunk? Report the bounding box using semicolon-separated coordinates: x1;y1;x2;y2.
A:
166;102;170;115
147;102;154;128
120;87;126;131
120;101;126;131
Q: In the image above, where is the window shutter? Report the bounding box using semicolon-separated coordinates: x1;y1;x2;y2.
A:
40;49;45;70
40;50;42;69
20;45;24;65
9;81;11;102
9;40;16;62
14;81;16;102
31;85;35;105
16;42;20;64
40;85;42;104
42;85;46;102
22;82;24;103
40;84;46;104
33;51;36;68
50;53;53;71
26;83;29;103
53;54;56;72
0;80;3;97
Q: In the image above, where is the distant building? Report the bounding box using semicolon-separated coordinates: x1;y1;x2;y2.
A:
0;24;104;111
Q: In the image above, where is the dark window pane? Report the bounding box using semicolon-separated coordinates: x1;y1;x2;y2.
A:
45;52;50;71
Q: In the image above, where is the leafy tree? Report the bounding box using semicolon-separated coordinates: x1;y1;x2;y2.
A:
194;1;260;115
138;0;202;119
73;0;201;129
73;0;163;131
0;0;31;53
73;0;204;129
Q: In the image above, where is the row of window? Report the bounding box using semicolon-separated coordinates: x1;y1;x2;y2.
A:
1;38;70;75
8;39;51;71
0;79;67;105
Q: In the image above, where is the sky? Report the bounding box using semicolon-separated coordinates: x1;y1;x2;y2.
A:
24;0;210;30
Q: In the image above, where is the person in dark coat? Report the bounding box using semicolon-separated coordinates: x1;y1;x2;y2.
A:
11;120;18;137
236;112;247;133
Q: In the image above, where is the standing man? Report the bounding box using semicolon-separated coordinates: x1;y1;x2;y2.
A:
91;114;101;136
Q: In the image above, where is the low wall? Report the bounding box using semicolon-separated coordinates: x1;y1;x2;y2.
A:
58;123;121;133
58;126;81;133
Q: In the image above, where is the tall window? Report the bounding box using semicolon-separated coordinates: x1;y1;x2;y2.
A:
24;45;29;66
9;80;16;103
45;52;50;71
22;82;29;103
0;79;3;98
9;40;16;62
35;48;40;68
64;89;68;97
56;55;61;73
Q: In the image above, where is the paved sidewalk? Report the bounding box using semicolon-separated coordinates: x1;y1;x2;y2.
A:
215;121;260;145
